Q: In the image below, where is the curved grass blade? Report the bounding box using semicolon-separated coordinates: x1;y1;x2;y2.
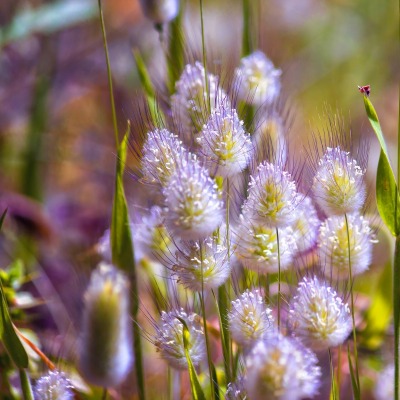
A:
347;345;360;400
179;317;206;400
0;279;28;368
363;96;400;236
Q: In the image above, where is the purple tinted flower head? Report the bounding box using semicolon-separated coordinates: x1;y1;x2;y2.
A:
243;162;299;228
197;104;252;178
245;335;321;400
163;157;224;240
318;213;377;279
288;275;352;350
312;146;366;216
154;308;205;370
234;50;281;106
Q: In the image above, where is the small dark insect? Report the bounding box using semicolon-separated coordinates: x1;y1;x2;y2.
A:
358;85;371;97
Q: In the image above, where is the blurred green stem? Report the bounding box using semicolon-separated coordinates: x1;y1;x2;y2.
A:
394;235;400;400
19;369;33;400
345;213;360;399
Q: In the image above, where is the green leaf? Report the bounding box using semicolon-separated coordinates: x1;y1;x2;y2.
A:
110;123;135;273
241;0;252;56
179;318;206;400
0;279;29;368
376;151;400;236
211;363;220;400
19;369;34;400
363;95;400;236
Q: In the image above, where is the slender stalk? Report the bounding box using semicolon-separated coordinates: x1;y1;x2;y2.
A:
199;0;210;109
200;243;216;400
394;235;400;400
97;0;119;147
329;348;338;400
276;227;281;330
101;388;108;400
344;213;360;397
337;345;342;398
19;370;34;400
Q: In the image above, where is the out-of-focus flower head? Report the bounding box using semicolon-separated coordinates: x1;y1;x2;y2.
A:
234;50;281;106
245;335;321;400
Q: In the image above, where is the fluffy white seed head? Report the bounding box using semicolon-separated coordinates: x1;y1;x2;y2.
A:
312;147;366;215
171;62;228;145
163;158;224;240
234;215;296;273
243;162;299;228
288;276;352;350
35;370;74;400
173;236;231;291
79;263;132;388
234;50;281;106
139;0;179;24
197;104;253;178
228;289;274;347
245;336;321;400
155;308;205;370
141;128;190;187
318;213;376;279
225;376;247;400
375;365;397;400
292;196;320;254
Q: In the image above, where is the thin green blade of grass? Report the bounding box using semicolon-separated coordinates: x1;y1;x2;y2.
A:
19;369;34;400
0;209;7;230
241;0;252;56
347;345;360;400
167;4;185;94
0;279;29;369
179;318;206;400
211;363;220;400
110;125;146;400
215;287;231;383
133;50;165;125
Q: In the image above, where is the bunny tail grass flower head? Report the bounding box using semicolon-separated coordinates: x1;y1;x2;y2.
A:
288;275;352;350
163;156;224;240
139;0;179;24
141;128;190;187
234;50;281;106
245;335;321;400
312;146;366;216
154;308;205;370
292;196;320;254
243;162;299;228
197;103;253;178
225;376;248;400
35;370;74;400
78;263;133;388
318;213;376;279
173;235;231;291
228;289;274;348
234;214;296;273
171;62;228;144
